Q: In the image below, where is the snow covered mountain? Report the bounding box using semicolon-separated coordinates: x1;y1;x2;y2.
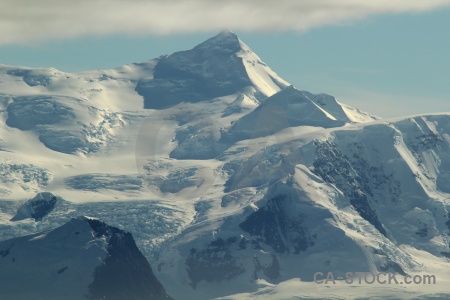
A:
0;216;173;300
1;31;449;299
136;30;289;109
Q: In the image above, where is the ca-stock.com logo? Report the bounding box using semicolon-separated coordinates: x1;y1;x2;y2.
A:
314;271;437;285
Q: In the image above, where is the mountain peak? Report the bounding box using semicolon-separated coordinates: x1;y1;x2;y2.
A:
136;31;289;109
218;29;235;35
0;216;174;300
194;30;241;53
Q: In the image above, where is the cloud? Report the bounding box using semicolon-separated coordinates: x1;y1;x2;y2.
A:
1;0;450;45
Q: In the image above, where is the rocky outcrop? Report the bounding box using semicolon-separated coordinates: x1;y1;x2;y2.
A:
0;216;173;300
11;192;58;221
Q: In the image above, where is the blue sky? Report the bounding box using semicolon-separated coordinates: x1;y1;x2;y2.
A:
1;1;449;118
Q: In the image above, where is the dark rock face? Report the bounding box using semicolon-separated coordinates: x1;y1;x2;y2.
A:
7;69;53;87
30;194;58;221
136;31;252;109
6;96;75;131
0;216;173;300
313;140;387;236
37;127;88;154
11;192;58;221
445;213;450;232
186;237;246;289
84;217;173;300
4;95;90;154
239;195;315;254
415;227;428;237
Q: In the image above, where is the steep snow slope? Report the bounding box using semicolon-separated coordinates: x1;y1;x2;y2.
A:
224;86;350;141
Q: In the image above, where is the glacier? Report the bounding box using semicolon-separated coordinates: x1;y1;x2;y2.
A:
0;31;450;299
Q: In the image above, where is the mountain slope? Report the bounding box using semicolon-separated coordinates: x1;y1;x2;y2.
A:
1;32;448;300
0;216;173;300
154;114;450;299
0;31;374;199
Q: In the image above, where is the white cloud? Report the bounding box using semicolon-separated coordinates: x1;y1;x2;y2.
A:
1;0;450;45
